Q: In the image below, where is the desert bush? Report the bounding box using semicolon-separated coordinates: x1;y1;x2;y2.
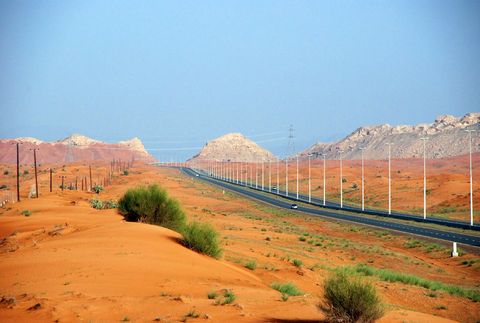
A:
0;184;7;190
104;200;118;209
292;259;303;267
207;291;218;299
323;270;383;323
92;185;103;194
353;263;480;301
3;170;9;175
123;169;129;176
23;170;29;176
90;199;117;210
214;290;236;305
21;209;32;217
90;199;104;209
182;221;222;259
118;184;186;231
271;282;302;296
245;260;257;270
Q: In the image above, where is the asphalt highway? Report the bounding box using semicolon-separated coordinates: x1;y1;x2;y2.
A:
181;167;480;248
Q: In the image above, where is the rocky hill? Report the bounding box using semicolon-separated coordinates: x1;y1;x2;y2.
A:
189;133;276;162
0;134;155;164
301;113;479;160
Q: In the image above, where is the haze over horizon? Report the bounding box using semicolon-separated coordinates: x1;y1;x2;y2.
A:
1;1;479;161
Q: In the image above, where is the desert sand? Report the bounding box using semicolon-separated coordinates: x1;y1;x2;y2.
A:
0;162;479;322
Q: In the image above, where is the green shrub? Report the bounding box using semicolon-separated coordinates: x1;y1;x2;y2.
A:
218;290;236;305
21;209;32;217
123;169;129;176
0;184;7;190
404;238;420;249
182;221;222;258
299;236;306;242
104;200;118;209
271;282;302;296
90;199;118;210
207;291;218;299
90;199;104;209
118;184;186;231
292;259;303;267
352;263;480;301
323;271;383;323
92;185;103;194
245;260;257;270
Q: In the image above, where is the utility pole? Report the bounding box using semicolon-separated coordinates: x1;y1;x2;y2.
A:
89;165;93;191
359;147;366;211
16;142;20;202
420;137;429;220
60;176;66;192
50;168;53;192
465;129;476;226
31;148;39;198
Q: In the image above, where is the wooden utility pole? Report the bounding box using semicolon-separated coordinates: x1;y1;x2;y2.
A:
50;168;53;192
31;148;39;198
16;142;20;202
60;176;66;191
75;177;78;190
89;165;92;191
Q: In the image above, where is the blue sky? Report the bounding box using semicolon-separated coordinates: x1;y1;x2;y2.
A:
1;1;479;161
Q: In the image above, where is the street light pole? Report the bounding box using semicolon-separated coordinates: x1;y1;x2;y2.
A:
255;162;258;189
465;129;476;226
340;151;343;208
420;137;429;220
359;147;366;211
322;154;326;206
308;154;312;203
296;154;299;200
386;143;393;215
262;159;265;190
276;159;280;194
269;159;272;192
286;158;289;197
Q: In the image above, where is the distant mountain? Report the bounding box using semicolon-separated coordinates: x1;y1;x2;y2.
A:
301;113;480;160
0;134;155;164
189;133;276;162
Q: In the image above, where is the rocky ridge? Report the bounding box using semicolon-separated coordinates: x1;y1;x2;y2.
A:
301;113;479;160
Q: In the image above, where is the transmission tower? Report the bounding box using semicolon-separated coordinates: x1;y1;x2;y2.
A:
286;124;296;159
65;138;74;163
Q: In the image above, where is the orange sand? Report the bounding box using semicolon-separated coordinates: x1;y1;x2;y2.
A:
0;162;479;322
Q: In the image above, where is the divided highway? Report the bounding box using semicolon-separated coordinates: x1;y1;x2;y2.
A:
181;167;480;248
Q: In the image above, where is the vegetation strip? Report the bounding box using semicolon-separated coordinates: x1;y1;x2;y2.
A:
345;264;480;302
